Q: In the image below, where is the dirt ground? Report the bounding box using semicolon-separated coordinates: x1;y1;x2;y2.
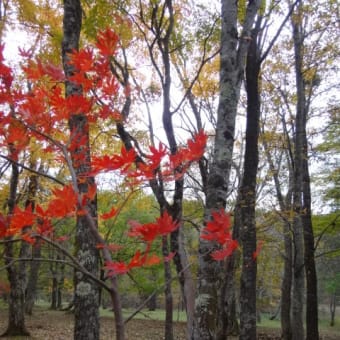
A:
0;309;339;340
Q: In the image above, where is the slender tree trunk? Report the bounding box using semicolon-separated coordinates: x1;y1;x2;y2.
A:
291;1;319;339
291;3;306;338
302;158;319;339
329;293;336;327
57;255;65;309
192;2;260;339
24;165;40;316
62;1;100;339
217;228;240;339
170;223;195;338
281;221;293;340
162;236;174;340
51;276;58;310
238;21;262;340
262;113;295;340
2;157;29;336
217;171;243;340
25;242;41;315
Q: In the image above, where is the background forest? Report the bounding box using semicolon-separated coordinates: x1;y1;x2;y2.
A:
0;1;339;340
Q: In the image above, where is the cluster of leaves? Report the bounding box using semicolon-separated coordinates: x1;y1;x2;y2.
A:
201;209;238;260
0;28;233;278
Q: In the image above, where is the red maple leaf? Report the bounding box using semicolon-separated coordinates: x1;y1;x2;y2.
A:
8;205;36;235
45;185;78;218
201;209;232;245
201;209;238;261
155;211;179;236
36;217;54;237
100;206;117;220
210;240;238;261
68;47;94;73
145;254;161;266
187;129;207;161
66;94;92;116
96;28;119;57
92;147;136;174
22;232;36;244
104;261;128;276
128;220;159;242
128;250;145;269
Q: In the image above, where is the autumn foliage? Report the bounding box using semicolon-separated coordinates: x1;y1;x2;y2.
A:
0;28;236;279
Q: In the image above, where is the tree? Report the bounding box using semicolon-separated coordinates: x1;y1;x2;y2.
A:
62;1;101;339
0;15;208;340
192;1;261;339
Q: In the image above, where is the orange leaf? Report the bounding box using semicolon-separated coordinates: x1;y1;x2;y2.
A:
145;254;161;266
22;233;35;244
104;261;128;276
100;206;117;220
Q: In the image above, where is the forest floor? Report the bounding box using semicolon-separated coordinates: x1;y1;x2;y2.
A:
0;308;339;340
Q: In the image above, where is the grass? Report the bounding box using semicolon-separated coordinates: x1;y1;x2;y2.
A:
1;301;340;337
101;307;187;322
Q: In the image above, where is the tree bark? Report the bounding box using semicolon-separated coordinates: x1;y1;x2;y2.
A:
192;1;260;339
62;1;100;339
2;157;29;336
217;220;240;339
162;236;174;340
291;1;319;339
24;166;41;316
238;20;262;340
25;242;41;315
291;3;306;339
302;158;319;339
329;293;336;327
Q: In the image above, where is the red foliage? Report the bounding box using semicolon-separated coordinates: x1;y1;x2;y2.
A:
128;211;179;243
201;209;238;261
0;27;214;278
45;185;78;218
8;205;36;235
96;28;119;57
100;206;118;220
104;261;129;275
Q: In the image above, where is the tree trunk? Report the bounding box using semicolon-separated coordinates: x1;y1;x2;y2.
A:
291;1;319;339
22;166;40;316
162;236;174;340
2;159;29;336
62;1;100;339
302;159;319;340
51;276;58;310
262;111;295;340
329;293;336;327
238;21;262;340
281;221;293;340
291;3;306;338
57;256;65;310
192;2;260;338
170;223;195;338
25;242;41;315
